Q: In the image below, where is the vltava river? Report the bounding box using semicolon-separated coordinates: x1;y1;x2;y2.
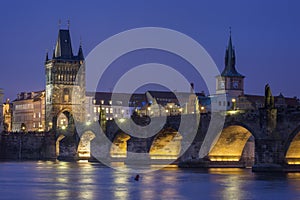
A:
0;161;300;199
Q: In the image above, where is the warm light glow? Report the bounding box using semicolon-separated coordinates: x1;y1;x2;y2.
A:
286;132;300;165
287;161;300;165
147;107;151;111
118;118;125;123
150;129;182;160
86;121;91;126
208;125;252;162
201;106;205;110
227;110;239;115
77;159;88;163
110;133;130;158
77;131;96;159
56;135;65;156
231;98;236;103
209;157;240;162
61;125;66;130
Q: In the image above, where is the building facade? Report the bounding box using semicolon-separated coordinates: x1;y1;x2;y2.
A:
0;89;3;133
12;91;45;132
85;92;141;123
3;99;12;132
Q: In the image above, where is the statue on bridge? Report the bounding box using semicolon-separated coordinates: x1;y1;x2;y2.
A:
265;84;274;109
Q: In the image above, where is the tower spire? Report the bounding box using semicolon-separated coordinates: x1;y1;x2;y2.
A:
45;49;49;62
221;28;243;77
58;19;61;29
67;19;70;30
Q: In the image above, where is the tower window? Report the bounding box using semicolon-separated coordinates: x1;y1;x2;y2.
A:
63;88;70;102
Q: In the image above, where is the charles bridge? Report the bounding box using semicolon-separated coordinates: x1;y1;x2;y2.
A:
1;103;300;172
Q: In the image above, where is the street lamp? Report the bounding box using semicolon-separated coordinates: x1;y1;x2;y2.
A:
231;98;236;110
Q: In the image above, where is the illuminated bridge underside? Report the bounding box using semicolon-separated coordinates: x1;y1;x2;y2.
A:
150;130;182;160
56;135;65;156
110;133;130;158
209;126;252;162
286;132;300;165
77;131;95;159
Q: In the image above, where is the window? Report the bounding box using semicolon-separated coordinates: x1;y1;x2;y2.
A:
63;88;70;102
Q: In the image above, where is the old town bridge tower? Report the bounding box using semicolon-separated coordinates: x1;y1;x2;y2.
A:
45;28;85;131
216;30;245;98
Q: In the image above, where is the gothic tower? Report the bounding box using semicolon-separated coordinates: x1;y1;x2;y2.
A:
45;28;85;131
216;31;245;98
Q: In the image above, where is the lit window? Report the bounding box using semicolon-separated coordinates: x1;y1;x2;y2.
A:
98;107;101;112
33;113;36;118
109;100;112;105
94;107;97;113
110;108;113;113
106;108;109;114
101;100;104;104
93;99;96;104
38;112;41;118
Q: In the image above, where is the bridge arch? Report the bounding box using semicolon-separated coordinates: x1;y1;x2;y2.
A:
149;127;182;160
56;134;65;157
110;132;131;158
208;123;255;165
284;124;300;164
77;131;96;159
55;109;75;131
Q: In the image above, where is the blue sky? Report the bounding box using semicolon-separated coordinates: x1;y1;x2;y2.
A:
0;1;300;100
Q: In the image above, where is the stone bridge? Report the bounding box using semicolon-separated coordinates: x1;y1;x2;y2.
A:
56;106;300;171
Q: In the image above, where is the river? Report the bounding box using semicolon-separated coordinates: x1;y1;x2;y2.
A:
0;161;299;199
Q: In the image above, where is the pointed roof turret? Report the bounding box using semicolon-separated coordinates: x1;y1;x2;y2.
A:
45;51;49;62
221;29;244;77
52;49;55;59
77;43;84;60
54;29;74;59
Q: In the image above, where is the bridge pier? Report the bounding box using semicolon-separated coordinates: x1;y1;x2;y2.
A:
126;137;151;164
252;138;285;172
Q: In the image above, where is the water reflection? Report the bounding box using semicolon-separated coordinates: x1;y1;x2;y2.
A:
208;168;252;200
1;162;300;199
112;170;130;200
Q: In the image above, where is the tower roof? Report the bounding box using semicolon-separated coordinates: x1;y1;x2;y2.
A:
77;44;84;60
221;31;244;77
54;29;74;59
51;28;84;61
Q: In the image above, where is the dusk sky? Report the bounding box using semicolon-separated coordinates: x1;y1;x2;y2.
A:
1;1;300;100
